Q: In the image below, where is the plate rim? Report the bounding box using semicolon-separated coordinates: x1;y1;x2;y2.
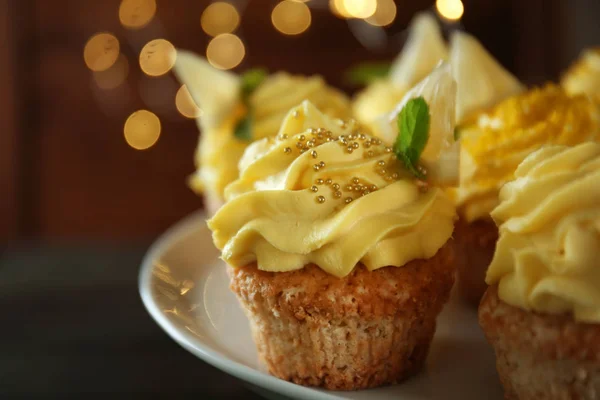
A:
138;211;345;400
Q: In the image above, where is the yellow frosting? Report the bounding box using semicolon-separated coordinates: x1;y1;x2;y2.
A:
351;81;406;138
486;143;600;323
562;48;600;104
452;84;600;222
189;73;352;200
208;101;456;277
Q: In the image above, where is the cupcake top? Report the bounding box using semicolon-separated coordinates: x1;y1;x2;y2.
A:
562;47;600;104
173;51;351;199
208;101;456;278
486;142;600;323
352;12;447;134
452;85;600;222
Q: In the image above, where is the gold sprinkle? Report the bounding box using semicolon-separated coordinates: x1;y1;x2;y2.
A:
317;127;326;133
309;128;317;134
344;184;353;191
332;183;340;190
316;178;324;185
283;147;292;154
345;197;353;204
377;160;385;166
296;142;303;149
307;140;315;148
385;175;394;181
369;185;378;191
362;190;371;196
319;161;326;168
310;185;319;192
313;164;320;171
300;148;307;153
292;110;300;118
280;134;288;140
367;150;374;157
373;138;382;145
359;134;366;140
352;177;360;184
418;166;428;176
378;169;387;175
391;172;399;179
316;195;326;203
353;185;363;192
317;132;323;139
346;146;354;153
325;178;332;185
299;135;305;141
385;146;392;153
334;191;342;198
352;142;359;149
311;150;318;158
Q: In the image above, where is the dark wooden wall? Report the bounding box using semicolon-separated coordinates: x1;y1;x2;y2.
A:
0;0;594;242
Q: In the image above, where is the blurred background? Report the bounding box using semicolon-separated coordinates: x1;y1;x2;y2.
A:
0;0;598;397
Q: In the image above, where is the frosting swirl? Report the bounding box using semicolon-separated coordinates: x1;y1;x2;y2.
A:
452;84;600;222
562;47;600;104
189;73;352;199
209;101;456;277
486;143;600;323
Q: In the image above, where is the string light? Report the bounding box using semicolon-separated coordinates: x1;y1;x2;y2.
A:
436;0;464;21
83;33;120;72
206;33;245;70
201;2;240;37
175;85;202;119
366;0;397;27
118;0;157;29
271;1;312;36
343;0;376;19
124;110;161;150
93;54;129;90
139;39;177;77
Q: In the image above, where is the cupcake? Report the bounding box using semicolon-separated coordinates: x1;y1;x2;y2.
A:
208;69;459;389
172;51;352;215
448;32;600;305
352;12;448;138
479;143;600;399
562;47;600;104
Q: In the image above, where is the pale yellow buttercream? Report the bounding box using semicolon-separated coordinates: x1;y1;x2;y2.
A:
452;84;600;222
486;143;600;323
189;73;352;200
562;47;600;104
208;101;456;277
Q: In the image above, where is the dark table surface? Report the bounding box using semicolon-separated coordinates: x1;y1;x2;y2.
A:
0;243;264;398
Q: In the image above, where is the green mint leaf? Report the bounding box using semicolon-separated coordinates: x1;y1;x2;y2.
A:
234;110;254;141
393;96;430;178
454;127;461;140
344;62;391;87
240;68;267;100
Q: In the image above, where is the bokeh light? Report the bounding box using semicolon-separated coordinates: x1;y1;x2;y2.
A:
201;2;240;37
206;33;245;70
366;0;397;27
124;110;161;150
436;0;464;21
118;0;157;29
175;85;202;119
271;0;312;36
139;39;177;77
343;0;376;19
329;0;352;18
93;54;129;90
84;33;120;72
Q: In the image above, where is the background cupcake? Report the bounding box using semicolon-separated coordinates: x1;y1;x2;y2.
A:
209;92;458;389
562;47;600;104
479;143;600;399
173;51;352;215
352;12;447;137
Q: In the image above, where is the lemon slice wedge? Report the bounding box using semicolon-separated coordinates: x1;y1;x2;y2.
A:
172;50;241;128
389;12;449;89
377;62;459;185
450;31;524;125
